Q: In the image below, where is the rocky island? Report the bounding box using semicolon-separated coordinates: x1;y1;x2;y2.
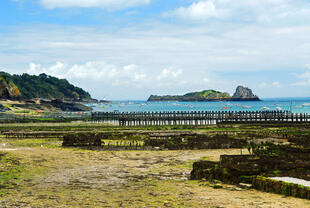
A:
147;86;260;102
0;71;93;112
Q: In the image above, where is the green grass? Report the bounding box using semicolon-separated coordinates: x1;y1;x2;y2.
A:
0;152;22;195
0;138;62;148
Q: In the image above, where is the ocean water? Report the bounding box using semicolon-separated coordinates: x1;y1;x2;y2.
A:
89;97;310;113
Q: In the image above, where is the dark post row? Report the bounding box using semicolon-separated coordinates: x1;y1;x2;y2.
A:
91;111;309;126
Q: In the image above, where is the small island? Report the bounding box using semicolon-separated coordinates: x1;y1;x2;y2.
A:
147;86;260;102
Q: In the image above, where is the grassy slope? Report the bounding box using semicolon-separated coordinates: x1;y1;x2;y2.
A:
184;90;231;99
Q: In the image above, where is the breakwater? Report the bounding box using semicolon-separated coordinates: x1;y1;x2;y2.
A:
91;110;310;126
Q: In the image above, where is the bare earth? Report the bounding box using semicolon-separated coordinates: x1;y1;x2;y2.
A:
0;147;309;208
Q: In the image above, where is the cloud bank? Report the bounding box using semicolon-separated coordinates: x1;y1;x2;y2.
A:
26;61;192;99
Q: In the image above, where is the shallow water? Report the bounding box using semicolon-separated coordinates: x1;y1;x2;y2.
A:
90;97;310;113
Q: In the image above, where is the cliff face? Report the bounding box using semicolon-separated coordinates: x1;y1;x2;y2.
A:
232;86;260;100
0;77;22;99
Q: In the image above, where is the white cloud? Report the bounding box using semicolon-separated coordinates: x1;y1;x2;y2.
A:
26;61;191;99
203;78;209;83
272;81;281;88
291;64;310;86
40;0;150;10
165;0;229;21
157;68;183;81
291;81;309;86
258;82;268;88
298;65;310;80
166;0;310;24
27;61;148;83
258;81;281;88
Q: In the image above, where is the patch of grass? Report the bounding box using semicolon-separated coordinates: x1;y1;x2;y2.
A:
0;138;62;148
2;104;12;109
0;152;22;195
200;156;212;160
102;179;201;207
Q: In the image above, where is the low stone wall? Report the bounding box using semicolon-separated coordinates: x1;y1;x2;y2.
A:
62;133;102;147
253;176;310;199
62;132;246;150
191;149;310;199
191;150;310;183
145;134;246;150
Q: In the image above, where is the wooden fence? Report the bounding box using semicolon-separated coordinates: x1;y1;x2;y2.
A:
91;111;310;126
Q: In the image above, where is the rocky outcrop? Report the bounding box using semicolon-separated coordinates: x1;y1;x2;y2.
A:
148;86;260;102
0;77;21;99
49;99;92;112
232;86;260;101
9;99;92;112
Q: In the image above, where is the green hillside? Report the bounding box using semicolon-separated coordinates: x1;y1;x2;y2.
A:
0;71;91;100
184;90;231;99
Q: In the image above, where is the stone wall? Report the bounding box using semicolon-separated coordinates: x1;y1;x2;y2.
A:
62;133;102;147
253;176;310;199
190;146;310;199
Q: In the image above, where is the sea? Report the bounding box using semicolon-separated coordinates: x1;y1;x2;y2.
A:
88;97;310;114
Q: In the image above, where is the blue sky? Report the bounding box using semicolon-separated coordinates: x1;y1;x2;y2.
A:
1;0;310;100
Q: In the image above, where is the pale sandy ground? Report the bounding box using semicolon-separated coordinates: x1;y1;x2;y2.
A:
0;147;309;208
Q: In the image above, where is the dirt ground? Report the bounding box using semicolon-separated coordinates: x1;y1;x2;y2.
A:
0;145;309;208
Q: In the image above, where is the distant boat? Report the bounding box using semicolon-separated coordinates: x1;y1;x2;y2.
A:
186;104;194;109
276;107;282;111
241;105;252;109
261;107;270;111
302;103;310;107
172;103;181;106
295;106;303;109
184;104;194;108
99;106;105;108
221;107;230;110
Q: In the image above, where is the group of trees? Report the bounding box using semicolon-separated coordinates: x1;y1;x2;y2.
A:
0;72;91;100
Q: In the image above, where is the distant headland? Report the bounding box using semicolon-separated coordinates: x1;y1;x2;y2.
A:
147;86;261;102
0;71;94;112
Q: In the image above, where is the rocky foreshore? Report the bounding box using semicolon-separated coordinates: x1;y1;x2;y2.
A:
0;98;92;113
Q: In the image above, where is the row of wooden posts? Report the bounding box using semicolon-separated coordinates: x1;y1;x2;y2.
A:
91;110;310;126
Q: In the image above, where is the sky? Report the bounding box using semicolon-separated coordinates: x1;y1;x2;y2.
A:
1;0;310;100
